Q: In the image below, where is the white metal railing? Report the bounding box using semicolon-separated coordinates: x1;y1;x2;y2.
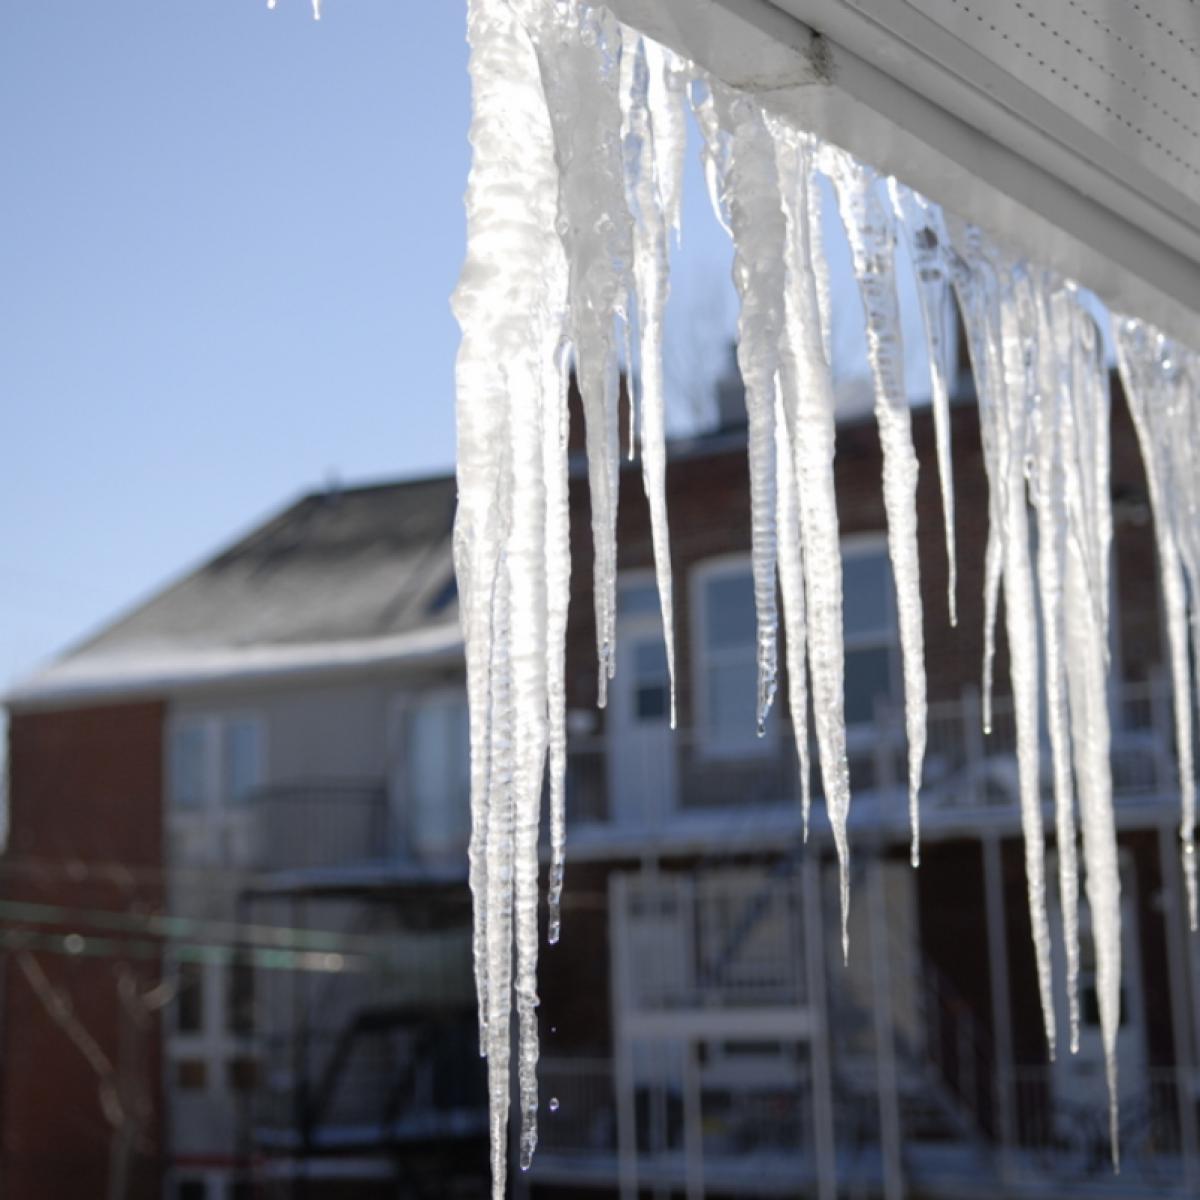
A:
566;677;1191;830
537;1058;618;1158
619;871;809;1012
248;782;389;872
534;1057;1200;1193
1008;1065;1200;1191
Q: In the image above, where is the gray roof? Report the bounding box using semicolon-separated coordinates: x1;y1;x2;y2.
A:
9;475;463;708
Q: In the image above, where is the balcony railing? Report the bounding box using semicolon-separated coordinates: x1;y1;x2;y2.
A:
248;782;389;873
566;677;1192;833
619;871;810;1012
533;1053;1200;1194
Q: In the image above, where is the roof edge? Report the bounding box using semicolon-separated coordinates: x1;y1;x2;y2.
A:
5;624;464;713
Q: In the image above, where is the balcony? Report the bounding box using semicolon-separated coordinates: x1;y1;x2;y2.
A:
248;782;391;874
241;782;471;897
533;1056;1199;1196
564;677;1192;847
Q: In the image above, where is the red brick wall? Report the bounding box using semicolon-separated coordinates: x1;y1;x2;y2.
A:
566;381;1163;720
1;701;165;1200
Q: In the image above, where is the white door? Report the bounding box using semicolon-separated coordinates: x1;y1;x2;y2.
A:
607;579;676;827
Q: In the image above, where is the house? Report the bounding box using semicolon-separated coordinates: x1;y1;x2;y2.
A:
2;355;1197;1199
1;475;488;1199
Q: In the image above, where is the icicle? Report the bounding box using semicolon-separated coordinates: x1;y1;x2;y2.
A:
1116;319;1200;931
483;550;516;1191
453;0;567;1190
645;43;687;246
545;344;571;946
621;31;679;727
535;5;630;715
690;79;733;239
769;117;853;954
523;0;628;949
1029;276;1080;1052
825;149;926;868
945;223;1005;733
1056;288;1120;1150
311;0;321;19
949;225;1057;1057
775;378;813;837
998;262;1057;1060
702;84;783;733
890;181;958;627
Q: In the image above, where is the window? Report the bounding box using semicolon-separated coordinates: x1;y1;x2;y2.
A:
696;562;762;754
170;724;208;810
842;542;898;728
176;1059;208;1090
226;1056;259;1092
633;639;670;720
168;715;263;810
176;960;205;1035
619;579;660;618
227;959;255;1035
403;694;471;859
223;720;260;807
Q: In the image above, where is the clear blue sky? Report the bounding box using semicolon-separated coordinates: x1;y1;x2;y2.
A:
1;1;936;693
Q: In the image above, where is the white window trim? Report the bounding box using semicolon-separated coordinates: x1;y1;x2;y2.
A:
691;553;777;760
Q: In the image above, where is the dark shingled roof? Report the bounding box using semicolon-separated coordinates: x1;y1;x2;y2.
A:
74;473;460;658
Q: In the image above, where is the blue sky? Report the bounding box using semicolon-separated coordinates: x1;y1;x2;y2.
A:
1;1;936;693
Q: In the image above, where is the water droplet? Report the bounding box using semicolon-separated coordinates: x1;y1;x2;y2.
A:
549;1097;560;1113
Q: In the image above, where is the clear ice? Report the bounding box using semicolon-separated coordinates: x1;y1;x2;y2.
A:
453;0;1198;1190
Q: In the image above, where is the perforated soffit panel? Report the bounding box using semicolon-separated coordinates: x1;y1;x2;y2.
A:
604;0;1200;345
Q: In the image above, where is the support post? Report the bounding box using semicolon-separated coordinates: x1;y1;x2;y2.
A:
982;835;1016;1174
869;853;904;1200
610;873;639;1200
682;1037;704;1200
803;855;838;1200
1157;822;1200;1191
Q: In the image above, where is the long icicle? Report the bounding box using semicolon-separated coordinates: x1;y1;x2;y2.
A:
1057;287;1120;1158
622;32;680;727
532;2;631;942
1116;319;1199;931
770;117;852;953
950;224;1057;1057
999;262;1057;1060
890;181;959;627
705;84;784;733
826;148;927;868
1030;275;1082;1053
775;376;813;837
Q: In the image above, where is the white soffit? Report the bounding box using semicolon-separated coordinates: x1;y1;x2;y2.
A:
605;0;1200;345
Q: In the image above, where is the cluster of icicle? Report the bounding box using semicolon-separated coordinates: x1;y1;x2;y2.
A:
452;0;1199;1192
